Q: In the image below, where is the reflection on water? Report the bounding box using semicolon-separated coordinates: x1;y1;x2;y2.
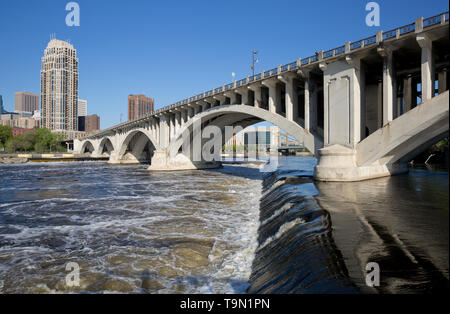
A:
0;162;262;293
315;168;449;293
249;157;448;294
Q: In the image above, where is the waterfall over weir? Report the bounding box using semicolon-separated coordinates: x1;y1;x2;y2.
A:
248;170;358;293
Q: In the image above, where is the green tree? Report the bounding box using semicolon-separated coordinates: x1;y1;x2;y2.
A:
5;138;18;153
3;127;67;153
0;125;13;148
34;142;47;153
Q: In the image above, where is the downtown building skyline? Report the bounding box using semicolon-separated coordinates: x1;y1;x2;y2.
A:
40;38;79;131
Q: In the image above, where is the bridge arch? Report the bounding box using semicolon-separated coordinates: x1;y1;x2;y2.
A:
116;129;159;164
81;140;95;154
168;104;323;160
97;137;115;156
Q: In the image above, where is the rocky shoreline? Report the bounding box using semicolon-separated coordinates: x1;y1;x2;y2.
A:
0;156;29;164
0;153;108;165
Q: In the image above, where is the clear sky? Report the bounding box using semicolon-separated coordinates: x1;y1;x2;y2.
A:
0;0;448;129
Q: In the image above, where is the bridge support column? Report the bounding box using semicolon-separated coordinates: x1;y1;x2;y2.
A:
403;74;415;113
155;119;160;147
438;68;448;94
278;73;297;122
224;92;237;105
213;95;226;106
262;79;279;114
198;100;208;112
236;87;250;105
248;83;262;108
181;109;187;128
169;113;175;140
314;58;392;181
175;111;181;135
187;106;194;121
154;119;158;136
321;59;363;146
159;114;170;149
417;33;435;102
378;47;397;124
149;120;154;134
208;99;217;108
304;73;318;132
194;103;202;114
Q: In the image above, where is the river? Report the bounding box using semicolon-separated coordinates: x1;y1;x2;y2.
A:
0;161;261;293
0;157;448;293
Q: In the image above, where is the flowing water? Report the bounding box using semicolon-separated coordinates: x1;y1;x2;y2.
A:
0;157;448;294
0;162;262;293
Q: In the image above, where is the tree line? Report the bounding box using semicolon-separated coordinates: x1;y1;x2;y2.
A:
0;126;66;153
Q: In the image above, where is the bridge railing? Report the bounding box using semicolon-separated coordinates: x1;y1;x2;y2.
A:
424;13;443;28
400;23;415;35
81;11;449;140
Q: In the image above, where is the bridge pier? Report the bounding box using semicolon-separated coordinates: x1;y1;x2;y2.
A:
314;56;407;182
314;144;408;181
147;149;222;171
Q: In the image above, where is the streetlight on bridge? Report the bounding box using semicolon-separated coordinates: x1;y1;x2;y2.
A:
251;50;259;76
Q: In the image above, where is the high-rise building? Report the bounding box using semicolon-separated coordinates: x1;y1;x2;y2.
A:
14;92;39;113
40;39;79;131
128;94;154;120
78;99;87;117
85;114;100;133
0;95;4;114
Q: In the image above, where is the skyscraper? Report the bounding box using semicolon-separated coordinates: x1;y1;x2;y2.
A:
128;94;154;120
15;92;39;113
78;99;87;117
0;95;4;114
40;39;79;131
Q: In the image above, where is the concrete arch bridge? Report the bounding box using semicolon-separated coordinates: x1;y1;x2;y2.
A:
75;13;449;181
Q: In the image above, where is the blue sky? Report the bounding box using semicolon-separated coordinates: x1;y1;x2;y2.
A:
0;0;448;129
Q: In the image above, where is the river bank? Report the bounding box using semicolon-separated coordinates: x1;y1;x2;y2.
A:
0;153;108;164
0;156;28;164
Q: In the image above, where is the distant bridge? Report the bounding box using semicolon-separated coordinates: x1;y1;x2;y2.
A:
74;12;449;181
